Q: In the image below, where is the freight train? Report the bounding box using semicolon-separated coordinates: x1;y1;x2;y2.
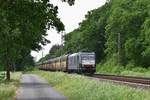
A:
36;52;96;74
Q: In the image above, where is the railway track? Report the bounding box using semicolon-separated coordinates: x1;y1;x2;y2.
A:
88;74;150;89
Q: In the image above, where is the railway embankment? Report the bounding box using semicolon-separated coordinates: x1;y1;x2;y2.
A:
31;71;150;100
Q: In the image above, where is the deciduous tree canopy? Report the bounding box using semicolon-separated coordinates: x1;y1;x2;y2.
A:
0;0;64;80
41;0;150;68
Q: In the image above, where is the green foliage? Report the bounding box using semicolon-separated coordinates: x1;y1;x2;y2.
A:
120;70;150;77
40;0;150;69
61;0;75;6
96;54;124;74
105;0;150;67
0;0;64;79
15;54;35;71
41;3;112;63
49;45;62;56
0;72;5;81
0;61;4;71
39;44;62;62
31;71;150;100
97;60;150;77
23;66;38;72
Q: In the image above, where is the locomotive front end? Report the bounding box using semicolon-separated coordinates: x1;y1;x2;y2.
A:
80;53;96;74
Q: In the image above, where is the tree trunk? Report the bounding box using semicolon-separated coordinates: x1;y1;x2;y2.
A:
6;56;11;80
6;68;10;80
5;46;11;80
118;33;125;66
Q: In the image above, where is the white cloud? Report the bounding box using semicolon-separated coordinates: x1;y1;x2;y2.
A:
31;0;106;61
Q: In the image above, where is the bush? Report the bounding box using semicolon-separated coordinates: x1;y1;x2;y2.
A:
97;62;150;77
131;67;147;73
23;66;38;72
125;63;136;70
96;56;150;77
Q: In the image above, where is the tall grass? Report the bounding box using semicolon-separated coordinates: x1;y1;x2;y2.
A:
0;72;22;100
32;71;150;100
97;63;150;77
96;56;150;77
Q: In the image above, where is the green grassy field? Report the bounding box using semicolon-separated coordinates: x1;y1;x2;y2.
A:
31;71;150;100
0;72;22;100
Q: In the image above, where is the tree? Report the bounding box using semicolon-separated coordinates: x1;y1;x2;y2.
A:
60;3;111;63
38;0;150;69
49;45;62;56
38;44;62;62
141;11;150;67
0;0;64;80
39;2;112;63
61;0;75;6
15;54;35;71
105;0;150;66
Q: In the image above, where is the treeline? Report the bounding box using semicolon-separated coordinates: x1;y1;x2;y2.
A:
39;44;62;62
40;0;150;68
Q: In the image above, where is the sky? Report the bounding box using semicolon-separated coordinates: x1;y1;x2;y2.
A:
31;0;106;61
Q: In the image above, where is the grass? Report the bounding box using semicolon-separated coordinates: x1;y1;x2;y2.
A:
0;72;22;100
0;72;5;80
96;56;150;78
96;63;150;78
31;71;150;100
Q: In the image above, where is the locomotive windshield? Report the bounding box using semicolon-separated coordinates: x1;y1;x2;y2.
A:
82;55;95;60
81;54;95;65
